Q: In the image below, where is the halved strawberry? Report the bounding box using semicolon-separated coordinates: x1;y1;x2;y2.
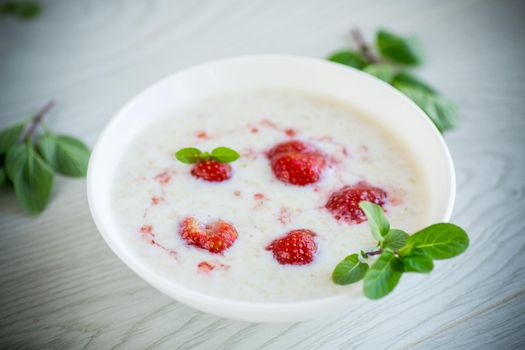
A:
266;229;318;265
191;160;232;182
325;182;387;224
268;140;326;186
179;217;238;254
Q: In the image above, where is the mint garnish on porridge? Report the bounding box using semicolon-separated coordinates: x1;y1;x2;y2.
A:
332;201;469;300
175;146;240;182
175;146;240;164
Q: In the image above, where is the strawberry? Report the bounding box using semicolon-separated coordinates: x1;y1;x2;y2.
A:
175;146;239;182
268;140;326;186
179;217;238;254
266;229;318;265
325;182;387;224
191;160;232;182
268;140;314;159
271;153;325;185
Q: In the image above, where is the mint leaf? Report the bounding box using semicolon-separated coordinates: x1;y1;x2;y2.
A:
400;248;433;273
0;1;41;19
405;223;469;260
363;64;397;83
376;29;423;65
359;201;390;241
39;133;90;177
175;148;203;164
332;253;369;285
363;249;403;299
0;122;25;155
328;50;368;69
395;83;458;132
392;72;436;94
382;229;409;250
210;147;240;163
6;142;54;214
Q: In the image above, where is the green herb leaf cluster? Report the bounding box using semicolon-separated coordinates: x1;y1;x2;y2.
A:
0;102;91;214
327;28;458;132
175;147;240;164
331;201;469;300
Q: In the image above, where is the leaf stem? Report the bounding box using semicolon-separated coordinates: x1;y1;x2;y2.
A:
351;28;379;64
364;249;382;258
22;100;55;142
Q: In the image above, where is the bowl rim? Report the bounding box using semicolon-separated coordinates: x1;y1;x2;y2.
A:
87;54;456;321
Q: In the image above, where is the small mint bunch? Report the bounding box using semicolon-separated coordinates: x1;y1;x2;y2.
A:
0;101;91;214
328;28;458;133
332;201;469;299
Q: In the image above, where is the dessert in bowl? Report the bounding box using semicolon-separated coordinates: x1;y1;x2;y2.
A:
87;55;455;322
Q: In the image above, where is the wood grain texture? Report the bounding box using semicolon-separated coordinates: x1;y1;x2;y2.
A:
1;0;525;348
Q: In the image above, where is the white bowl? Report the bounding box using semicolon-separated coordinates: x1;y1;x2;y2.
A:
87;55;455;323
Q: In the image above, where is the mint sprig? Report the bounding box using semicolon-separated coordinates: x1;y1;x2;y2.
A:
327;27;458;133
175;147;240;164
332;201;469;299
0;101;91;214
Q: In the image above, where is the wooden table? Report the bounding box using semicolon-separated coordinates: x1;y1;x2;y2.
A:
1;0;524;348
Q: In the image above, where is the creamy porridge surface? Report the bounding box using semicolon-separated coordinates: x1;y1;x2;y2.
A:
111;90;429;302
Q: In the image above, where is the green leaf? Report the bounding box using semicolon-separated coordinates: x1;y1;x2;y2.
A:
175;147;203;164
0;1;41;19
392;72;436;94
332;254;369;285
400;248;434;273
363;249;403;299
210;147;240;163
376;29;424;65
405;223;469;260
328;50;368;69
5;142;54;214
0;122;25;155
359;201;390;241
382;229;409;250
396;83;458;132
39;133;91;177
363;64;397;83
0;167;6;187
